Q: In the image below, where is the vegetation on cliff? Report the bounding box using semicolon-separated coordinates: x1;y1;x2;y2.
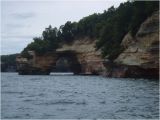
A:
21;1;159;60
1;54;19;72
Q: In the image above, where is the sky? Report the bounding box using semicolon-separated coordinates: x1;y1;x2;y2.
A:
1;0;126;55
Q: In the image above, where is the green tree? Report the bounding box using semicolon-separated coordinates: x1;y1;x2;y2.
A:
42;25;59;50
60;21;74;42
21;1;159;58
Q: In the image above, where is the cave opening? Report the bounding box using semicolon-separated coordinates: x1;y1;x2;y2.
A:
55;57;72;72
51;51;82;74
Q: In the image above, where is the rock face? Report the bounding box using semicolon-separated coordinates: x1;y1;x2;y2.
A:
16;53;51;75
111;11;159;78
16;38;106;75
56;37;106;74
16;11;159;78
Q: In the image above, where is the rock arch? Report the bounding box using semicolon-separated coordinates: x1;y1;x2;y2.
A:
17;50;84;75
16;39;106;75
50;51;82;74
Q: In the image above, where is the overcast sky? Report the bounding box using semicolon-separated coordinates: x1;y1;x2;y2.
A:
1;0;126;55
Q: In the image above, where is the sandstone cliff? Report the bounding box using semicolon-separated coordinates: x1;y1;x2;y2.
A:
16;11;159;78
16;37;106;75
56;37;105;74
109;11;159;78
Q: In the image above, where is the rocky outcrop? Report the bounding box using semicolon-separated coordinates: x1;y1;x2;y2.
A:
107;11;159;78
16;37;106;75
16;53;52;75
57;37;106;74
16;11;159;78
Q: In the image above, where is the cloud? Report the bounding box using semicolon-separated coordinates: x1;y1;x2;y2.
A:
1;0;125;55
2;34;35;39
1;37;33;55
5;23;25;28
11;12;36;19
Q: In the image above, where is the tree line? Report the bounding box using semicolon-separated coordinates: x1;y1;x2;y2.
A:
21;1;159;60
1;54;19;72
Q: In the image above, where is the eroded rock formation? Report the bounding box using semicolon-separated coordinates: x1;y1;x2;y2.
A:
56;37;106;74
16;38;106;75
16;11;159;78
104;11;159;78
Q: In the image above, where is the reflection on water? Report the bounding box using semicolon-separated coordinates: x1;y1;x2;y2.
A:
50;72;74;75
1;73;159;119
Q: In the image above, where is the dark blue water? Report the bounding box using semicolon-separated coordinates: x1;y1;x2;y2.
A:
1;73;159;119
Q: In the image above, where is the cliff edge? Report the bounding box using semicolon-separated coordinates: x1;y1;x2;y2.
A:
108;11;159;78
16;11;159;78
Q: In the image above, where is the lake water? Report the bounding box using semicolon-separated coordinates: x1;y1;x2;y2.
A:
1;73;159;119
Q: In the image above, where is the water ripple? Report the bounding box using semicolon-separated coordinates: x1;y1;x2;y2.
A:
1;73;159;119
